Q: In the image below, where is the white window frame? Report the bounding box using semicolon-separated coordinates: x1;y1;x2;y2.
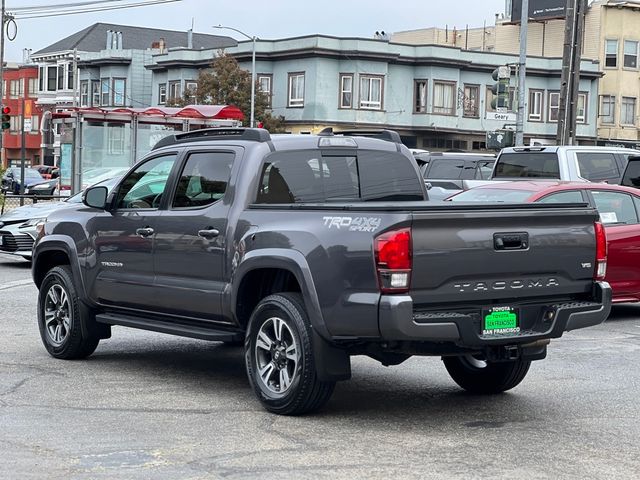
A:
108;124;126;155
624;40;639;69
288;73;305;108
91;80;100;106
101;78;110;106
80;80;89;107
168;81;181;102
432;81;455;115
529;89;543;121
600;95;616;124
359;75;383;110
158;83;167;105
28;78;37;96
340;74;353;109
548;91;560;123
577;92;588;124
112;78;126;106
414;79;427;114
621;96;636;125
30;115;39;133
258;74;272;108
463;84;479;118
605;39;619;68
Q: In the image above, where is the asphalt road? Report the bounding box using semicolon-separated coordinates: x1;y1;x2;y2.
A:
1;253;639;479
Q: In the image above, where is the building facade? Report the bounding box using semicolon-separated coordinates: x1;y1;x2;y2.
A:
148;35;601;149
1;64;43;168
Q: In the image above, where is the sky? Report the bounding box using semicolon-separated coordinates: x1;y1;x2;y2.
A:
5;0;507;62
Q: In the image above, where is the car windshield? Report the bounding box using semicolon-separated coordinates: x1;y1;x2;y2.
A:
449;188;533;203
11;168;43;179
67;176;122;203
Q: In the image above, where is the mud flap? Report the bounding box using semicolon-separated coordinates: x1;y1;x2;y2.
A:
312;331;351;381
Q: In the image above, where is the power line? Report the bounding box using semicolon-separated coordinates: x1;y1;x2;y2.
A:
13;0;181;19
10;0;130;13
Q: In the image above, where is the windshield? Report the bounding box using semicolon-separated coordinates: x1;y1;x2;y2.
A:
11;168;43;179
449;188;533;203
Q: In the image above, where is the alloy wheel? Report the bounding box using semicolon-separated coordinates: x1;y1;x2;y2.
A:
254;316;299;394
43;284;71;346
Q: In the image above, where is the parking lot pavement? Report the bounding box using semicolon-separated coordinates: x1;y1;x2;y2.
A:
1;257;640;479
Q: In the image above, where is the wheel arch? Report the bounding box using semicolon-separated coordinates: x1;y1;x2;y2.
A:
32;237;84;297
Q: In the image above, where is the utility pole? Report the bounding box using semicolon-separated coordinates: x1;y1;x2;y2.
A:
0;0;6;166
557;0;587;145
515;0;529;146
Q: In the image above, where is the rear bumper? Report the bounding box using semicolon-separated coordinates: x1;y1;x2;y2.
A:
378;281;611;346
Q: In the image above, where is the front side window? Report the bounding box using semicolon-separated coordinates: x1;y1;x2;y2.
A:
113;78;126;106
101;78;110;106
414;80;427;113
360;75;383;110
258;75;272;108
621;160;640;188
172;151;235;208
537;190;585;204
548;92;560;122
606;39;619;68
115;154;177;209
433;81;455;115
158;83;167;105
624;40;638;69
600;95;616;124
340;74;353;109
80;80;89;107
621;97;636;125
529;90;543;121
576;152;620;182
463;84;479;117
288;73;305;107
592;190;639;225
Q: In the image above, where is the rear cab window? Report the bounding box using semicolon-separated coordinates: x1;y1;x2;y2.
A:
255;149;424;203
493;152;560;179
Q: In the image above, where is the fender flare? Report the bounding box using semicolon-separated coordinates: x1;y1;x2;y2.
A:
33;235;86;299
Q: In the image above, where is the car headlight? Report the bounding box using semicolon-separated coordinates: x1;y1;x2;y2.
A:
19;217;46;228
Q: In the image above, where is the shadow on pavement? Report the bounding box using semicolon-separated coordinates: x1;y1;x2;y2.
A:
607;303;640;322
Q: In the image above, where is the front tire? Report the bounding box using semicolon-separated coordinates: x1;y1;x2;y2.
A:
442;354;531;394
245;293;335;415
37;266;100;359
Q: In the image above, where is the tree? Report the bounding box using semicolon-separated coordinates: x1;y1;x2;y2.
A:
169;51;286;132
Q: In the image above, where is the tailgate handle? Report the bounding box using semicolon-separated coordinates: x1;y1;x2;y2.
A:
494;233;529;251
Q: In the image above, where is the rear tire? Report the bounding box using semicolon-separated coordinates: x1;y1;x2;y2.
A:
245;292;335;415
442;354;531;394
37;266;99;359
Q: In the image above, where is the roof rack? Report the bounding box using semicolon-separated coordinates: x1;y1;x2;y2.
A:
152;128;271;150
318;127;402;144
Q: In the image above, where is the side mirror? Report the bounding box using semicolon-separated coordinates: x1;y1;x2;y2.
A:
83;186;109;209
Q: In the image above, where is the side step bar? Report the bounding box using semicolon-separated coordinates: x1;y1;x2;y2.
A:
96;313;243;342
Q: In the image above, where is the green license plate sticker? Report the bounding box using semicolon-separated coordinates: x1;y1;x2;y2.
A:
483;307;520;335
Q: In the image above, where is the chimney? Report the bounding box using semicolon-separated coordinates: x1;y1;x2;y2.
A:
106;30;113;49
187;28;193;49
159;37;166;53
117;31;123;50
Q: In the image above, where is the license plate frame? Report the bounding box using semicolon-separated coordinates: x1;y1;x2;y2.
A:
482;306;520;336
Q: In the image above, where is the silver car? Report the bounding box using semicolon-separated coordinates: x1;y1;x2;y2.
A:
0;177;120;261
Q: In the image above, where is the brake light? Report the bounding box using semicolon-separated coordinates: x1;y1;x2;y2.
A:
374;227;412;294
594;221;607;281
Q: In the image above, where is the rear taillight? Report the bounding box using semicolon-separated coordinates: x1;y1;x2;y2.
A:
594;221;607;281
374;227;412;294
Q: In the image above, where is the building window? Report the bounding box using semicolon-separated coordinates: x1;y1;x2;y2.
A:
577;93;587;124
28;78;37;96
548;92;560;122
10;116;20;132
624;40;638;69
414;80;427;113
91;80;100;106
57;65;65;90
47;66;57;91
80;80;89;107
112;78;126;106
359;75;383;110
288;73;305;108
433;81;455;115
158;83;167;105
30;115;39;133
340;74;353;109
463;84;479;117
9;79;23;98
185;81;197;103
101;78;110;106
67;64;75;91
606;39;618;68
600;95;615;124
258;74;272;108
38;66;44;92
168;81;181;102
257;74;272;108
529;89;544;121
621;97;636;125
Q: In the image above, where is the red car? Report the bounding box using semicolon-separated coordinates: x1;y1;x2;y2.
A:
449;181;640;304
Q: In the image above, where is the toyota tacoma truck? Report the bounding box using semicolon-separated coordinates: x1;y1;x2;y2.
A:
32;128;611;415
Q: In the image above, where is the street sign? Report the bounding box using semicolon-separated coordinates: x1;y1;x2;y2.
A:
23;119;32;132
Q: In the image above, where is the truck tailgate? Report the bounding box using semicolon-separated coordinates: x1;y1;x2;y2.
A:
409;205;599;306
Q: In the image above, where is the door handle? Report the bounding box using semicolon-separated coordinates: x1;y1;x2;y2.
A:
136;227;155;237
198;228;220;239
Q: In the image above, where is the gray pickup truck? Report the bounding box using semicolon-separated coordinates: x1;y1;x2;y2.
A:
32;129;611;415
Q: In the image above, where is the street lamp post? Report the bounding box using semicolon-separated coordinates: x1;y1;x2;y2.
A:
213;25;257;128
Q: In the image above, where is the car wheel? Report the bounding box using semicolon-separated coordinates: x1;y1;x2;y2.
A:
245;292;335;415
442;354;531;394
37;265;100;359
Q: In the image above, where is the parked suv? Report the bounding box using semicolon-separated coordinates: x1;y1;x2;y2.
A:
491;145;640;183
32;128;611;415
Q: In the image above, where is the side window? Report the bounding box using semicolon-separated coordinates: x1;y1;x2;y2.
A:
115;154;177;209
621;159;640;187
575;153;620;182
537;190;585;204
172;152;235;208
426;160;465;179
592;190;639;225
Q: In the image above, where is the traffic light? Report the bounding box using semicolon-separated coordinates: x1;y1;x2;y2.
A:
491;66;511;110
1;106;10;130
